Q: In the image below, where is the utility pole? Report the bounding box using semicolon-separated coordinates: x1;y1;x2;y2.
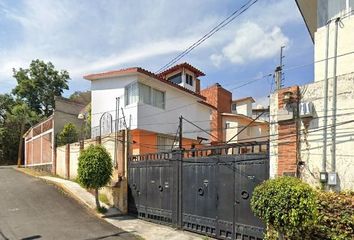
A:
275;46;285;90
179;116;183;150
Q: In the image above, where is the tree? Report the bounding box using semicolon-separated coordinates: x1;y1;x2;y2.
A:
77;145;113;210
6;103;39;166
12;59;70;116
57;123;79;146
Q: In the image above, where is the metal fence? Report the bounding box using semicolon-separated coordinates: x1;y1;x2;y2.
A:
128;141;269;240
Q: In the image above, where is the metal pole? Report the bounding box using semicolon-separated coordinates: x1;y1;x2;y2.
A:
331;18;340;173
322;20;331;173
114;98;119;168
178;116;183;228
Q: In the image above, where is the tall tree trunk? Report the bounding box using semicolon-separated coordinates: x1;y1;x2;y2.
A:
95;188;100;209
17;122;25;167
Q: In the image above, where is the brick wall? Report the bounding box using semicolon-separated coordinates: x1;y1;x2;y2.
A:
276;86;299;176
201;83;232;142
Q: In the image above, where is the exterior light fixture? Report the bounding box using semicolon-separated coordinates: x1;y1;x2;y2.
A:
78;113;85;120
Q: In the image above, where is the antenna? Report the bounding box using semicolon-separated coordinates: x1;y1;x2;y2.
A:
275;46;285;90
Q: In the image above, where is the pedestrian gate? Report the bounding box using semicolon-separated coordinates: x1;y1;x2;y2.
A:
128;142;269;240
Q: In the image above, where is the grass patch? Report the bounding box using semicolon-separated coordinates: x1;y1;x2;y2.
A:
99;193;110;206
96;206;107;214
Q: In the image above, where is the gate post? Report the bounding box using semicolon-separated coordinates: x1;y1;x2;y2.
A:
172;149;183;228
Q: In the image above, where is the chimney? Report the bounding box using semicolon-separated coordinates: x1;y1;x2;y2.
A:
200;83;232;143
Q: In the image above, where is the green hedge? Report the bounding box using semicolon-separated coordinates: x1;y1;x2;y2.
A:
251;177;354;240
251;177;317;239
309;191;354;240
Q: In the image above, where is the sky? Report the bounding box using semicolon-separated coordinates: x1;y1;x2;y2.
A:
0;0;314;107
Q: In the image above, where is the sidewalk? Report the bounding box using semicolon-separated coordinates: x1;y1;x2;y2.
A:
39;176;204;240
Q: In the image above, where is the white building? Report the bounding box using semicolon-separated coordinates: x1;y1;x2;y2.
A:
269;0;354;190
84;63;213;154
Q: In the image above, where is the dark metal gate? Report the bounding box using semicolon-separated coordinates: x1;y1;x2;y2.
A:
128;142;269;240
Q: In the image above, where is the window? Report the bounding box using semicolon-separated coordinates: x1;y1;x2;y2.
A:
125;82;165;109
232;103;237;111
125;82;138;105
157;135;176;152
167;73;182;84
225;122;230;129
152;88;165;109
317;0;353;27
186;74;193;86
139;83;151;104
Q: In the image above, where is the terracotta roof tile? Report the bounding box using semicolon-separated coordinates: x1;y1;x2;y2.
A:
158;62;205;78
83;66;206;100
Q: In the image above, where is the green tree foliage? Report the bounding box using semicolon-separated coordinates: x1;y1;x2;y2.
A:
12;59;70;116
57;123;79;146
77;145;113;209
251;177;317;240
6;103;39;166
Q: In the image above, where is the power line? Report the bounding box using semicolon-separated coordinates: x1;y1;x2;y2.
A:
156;0;259;73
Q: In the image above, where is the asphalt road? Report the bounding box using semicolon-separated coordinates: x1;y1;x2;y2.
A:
0;167;137;240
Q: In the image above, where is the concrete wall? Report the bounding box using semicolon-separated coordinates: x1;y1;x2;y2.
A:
270;74;354;190
315;16;354;82
299;73;354;190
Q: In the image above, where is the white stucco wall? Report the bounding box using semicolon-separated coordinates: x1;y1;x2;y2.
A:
315;16;354;82
91;75;137;137
232;102;252;117
90;73;211;140
269;73;354;190
136;75;211;140
299;73;354;191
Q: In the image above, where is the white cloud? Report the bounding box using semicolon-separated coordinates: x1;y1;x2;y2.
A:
209;54;224;68
220;22;289;65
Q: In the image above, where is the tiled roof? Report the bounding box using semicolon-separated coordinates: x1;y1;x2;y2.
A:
157;62;205;78
84;67;206;100
232;96;255;103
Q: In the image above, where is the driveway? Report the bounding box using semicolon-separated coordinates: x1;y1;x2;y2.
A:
0;166;138;240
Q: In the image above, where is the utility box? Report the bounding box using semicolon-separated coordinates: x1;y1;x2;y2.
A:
327;172;337;186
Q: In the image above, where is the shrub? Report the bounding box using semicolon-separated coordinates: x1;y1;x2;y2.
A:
77;144;113;209
251;177;317;239
308;191;354;240
57;123;78;146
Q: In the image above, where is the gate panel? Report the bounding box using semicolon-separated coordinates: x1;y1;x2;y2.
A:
234;155;268;240
216;156;236;240
182;158;217;236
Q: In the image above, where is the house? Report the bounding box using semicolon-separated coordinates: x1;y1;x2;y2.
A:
85;63;269;154
84;63;214;154
23;97;87;172
269;0;354;190
200;84;269;147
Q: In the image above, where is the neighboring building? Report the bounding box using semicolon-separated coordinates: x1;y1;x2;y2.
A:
201;84;269;146
85;63;213;155
23;97;87;171
270;1;354;190
252;107;270;122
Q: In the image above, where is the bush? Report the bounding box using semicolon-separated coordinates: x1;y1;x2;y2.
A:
308;191;354;240
57;123;78;146
251;177;317;239
77;144;113;209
